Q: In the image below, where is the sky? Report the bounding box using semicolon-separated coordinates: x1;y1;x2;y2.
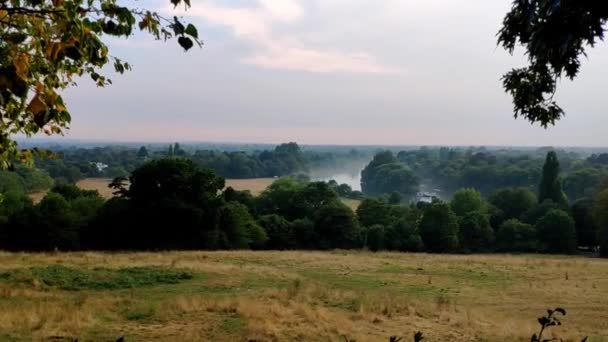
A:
56;0;608;146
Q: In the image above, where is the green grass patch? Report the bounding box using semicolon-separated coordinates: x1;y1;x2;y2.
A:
0;265;194;290
220;314;246;334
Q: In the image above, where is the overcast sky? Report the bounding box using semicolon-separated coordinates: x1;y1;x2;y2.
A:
59;0;608;146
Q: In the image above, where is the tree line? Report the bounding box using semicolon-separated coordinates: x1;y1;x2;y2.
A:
360;147;608;203
0;152;605;256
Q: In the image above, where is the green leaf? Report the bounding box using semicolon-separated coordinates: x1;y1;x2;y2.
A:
185;24;198;39
178;36;193;51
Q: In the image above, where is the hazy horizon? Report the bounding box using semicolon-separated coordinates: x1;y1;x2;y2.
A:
47;0;608;146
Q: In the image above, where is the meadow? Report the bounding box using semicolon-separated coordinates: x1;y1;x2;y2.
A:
0;251;605;341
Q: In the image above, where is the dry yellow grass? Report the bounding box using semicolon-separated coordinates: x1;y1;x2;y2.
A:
76;178;116;199
0;251;605;341
225;178;276;196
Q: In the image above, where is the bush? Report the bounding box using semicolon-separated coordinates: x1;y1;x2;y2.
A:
496;219;537;252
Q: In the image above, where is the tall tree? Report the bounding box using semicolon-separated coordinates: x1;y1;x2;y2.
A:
0;1;201;165
499;1;607;126
538;151;567;205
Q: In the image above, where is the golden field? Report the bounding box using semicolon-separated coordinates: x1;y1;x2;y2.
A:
0;251;605;341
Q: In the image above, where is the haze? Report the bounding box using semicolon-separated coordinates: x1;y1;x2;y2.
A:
60;0;608;146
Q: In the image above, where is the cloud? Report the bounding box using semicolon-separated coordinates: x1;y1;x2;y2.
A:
172;0;401;74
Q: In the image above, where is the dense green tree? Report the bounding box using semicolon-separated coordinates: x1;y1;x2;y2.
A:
458;211;494;252
33;192;78;250
291;217;316;249
496;219;538;252
223;187;256;213
14;165;53;192
0;171;25;194
128;158;225;207
361;162;419;196
385;217;423;252
219;202;267;249
489;187;537;221
259;214;293;250
563;168;607;202
364;224;386;252
535;209;577;254
520;200;564;225
419;202;459;253
538;152;567;205
0;1;200;165
356;198;392;228
256;177;305;220
314;201;359;249
450;188;486;217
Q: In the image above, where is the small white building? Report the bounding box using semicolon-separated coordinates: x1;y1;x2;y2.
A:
415;192;435;203
92;162;108;172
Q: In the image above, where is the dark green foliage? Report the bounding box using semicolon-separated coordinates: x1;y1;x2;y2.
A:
219;202;267;249
458;211;494;252
291;218;316;249
129;157;225;206
531;308;587;342
538;152;567;205
489;187;537;221
499;0;607;126
520;200;564;225
357;198;392;228
137;146;149;159
259;214;293;250
0;165;53;194
361;151;419;196
419;202;459;253
51;182;100;200
450;188;485;217
388;192;402;205
385;218;424;252
1;187;104;251
224;187;256;213
0;265;192;290
364;224;386;251
192;142;308;178
571;199;599;247
314;201;359;249
257;178;339;221
535;209;577;254
496;219;537;252
563;168;608;202
593;189;608;257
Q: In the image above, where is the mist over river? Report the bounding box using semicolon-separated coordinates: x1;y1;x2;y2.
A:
310;170;362;191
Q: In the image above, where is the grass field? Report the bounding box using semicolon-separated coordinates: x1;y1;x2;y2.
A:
0;251;605;341
224;178;276;196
